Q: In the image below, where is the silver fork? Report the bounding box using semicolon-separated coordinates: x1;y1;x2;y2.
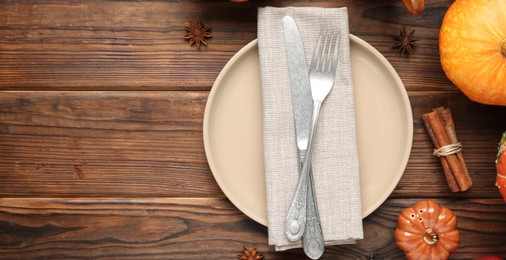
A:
284;30;340;259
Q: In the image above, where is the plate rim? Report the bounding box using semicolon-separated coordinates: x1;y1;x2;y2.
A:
203;35;413;226
204;39;265;225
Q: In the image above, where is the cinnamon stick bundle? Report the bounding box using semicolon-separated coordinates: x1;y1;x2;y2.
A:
422;107;472;192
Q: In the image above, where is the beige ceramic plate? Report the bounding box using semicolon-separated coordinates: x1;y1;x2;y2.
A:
204;35;413;226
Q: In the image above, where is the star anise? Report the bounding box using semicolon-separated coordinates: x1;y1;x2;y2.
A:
184;19;212;49
392;26;417;55
238;246;264;260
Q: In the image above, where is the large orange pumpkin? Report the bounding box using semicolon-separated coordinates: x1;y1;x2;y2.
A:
395;200;460;259
439;0;506;106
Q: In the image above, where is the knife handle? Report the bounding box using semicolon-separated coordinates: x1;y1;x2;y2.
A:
284;165;308;241
303;167;324;259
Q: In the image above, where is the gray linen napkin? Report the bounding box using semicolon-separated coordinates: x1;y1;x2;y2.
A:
258;7;363;250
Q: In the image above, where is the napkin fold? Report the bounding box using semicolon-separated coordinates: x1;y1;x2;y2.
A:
258;7;363;250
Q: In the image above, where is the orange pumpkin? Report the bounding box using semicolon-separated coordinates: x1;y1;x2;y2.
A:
439;0;506;106
395;200;460;259
496;131;506;202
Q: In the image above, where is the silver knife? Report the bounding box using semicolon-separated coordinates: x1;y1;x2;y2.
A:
282;15;324;259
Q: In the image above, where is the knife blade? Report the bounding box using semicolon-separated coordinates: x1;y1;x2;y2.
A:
283;16;312;153
282;15;324;259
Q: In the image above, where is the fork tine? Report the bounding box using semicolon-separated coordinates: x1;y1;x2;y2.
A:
323;31;338;72
321;32;331;71
329;31;340;73
311;31;324;71
313;30;339;73
324;31;333;71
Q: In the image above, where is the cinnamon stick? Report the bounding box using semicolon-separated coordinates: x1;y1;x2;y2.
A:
423;109;472;192
422;118;460;192
422;113;460;192
433;107;473;187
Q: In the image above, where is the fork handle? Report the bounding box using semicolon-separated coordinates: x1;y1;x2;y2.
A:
301;101;324;258
303;168;324;259
284;101;323;242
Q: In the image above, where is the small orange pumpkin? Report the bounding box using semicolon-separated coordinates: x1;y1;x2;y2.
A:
439;0;506;106
395;200;460;259
496;131;506;202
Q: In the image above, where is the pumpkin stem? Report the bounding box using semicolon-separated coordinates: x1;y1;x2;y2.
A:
423;228;439;245
501;39;506;58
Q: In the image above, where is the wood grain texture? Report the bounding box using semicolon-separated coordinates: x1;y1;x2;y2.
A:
1;0;506;258
1;91;505;198
1;0;455;91
0;91;221;197
0;198;504;259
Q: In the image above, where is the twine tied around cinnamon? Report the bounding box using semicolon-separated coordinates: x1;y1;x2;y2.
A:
423;107;472;192
433;142;462;157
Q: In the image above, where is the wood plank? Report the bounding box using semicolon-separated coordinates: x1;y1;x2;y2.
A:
0;0;254;90
0;91;222;197
1;91;506;198
0;197;505;259
0;0;456;91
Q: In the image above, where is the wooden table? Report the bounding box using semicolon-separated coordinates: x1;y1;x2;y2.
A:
1;1;505;259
